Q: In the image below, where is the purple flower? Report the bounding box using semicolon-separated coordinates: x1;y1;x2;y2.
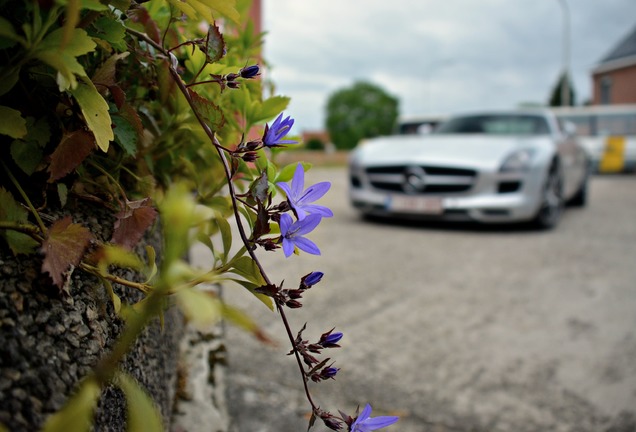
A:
263;113;297;147
279;213;322;257
350;404;399;432
301;271;324;289
277;163;333;220
239;64;260;79
322;366;339;379
319;330;343;348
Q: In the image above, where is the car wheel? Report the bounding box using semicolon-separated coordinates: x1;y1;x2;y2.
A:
533;165;564;229
567;168;589;207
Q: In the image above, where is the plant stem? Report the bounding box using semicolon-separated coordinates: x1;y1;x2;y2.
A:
126;25;322;414
79;263;152;294
0;220;44;242
1;161;46;234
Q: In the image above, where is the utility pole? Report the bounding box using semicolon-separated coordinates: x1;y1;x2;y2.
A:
556;0;571;106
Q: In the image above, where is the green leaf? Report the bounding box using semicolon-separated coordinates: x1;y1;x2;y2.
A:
216;216;232;264
35;27;96;90
91;17;127;52
104;279;122;314
166;0;211;23
115;371;163;432
56;0;110;11
61;0;82;49
176;287;222;328
41;377;101;432
41;216;93;289
229;255;265;285
159;184;196;265
0;106;27;138
0;66;21;96
96;244;144;272
68;77;113;152
0;187;39;255
58;183;69;208
144;245;158;283
0;16;25;46
112;115;138;156
225;278;274;310
273;162;310;184
222;303;275;344
253;96;291;124
10;117;50;175
201;0;240;23
11;140;43;175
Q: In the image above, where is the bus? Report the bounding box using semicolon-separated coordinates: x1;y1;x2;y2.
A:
551;104;636;173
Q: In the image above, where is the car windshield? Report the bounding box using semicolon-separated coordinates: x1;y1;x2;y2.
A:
434;114;550;135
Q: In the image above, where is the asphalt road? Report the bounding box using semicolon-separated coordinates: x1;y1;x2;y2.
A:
191;168;636;432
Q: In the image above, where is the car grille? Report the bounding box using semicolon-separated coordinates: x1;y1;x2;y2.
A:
365;165;476;194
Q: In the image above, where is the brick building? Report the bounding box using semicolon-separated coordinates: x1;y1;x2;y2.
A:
591;24;636;105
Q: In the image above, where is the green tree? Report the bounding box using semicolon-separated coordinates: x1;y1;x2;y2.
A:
325;81;399;150
549;72;576;106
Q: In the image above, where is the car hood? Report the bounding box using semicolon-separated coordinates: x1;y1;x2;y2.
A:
353;135;552;170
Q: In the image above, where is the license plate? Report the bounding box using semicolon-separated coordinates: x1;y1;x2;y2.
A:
387;195;443;214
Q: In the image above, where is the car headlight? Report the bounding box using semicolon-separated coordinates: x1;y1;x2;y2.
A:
500;149;536;172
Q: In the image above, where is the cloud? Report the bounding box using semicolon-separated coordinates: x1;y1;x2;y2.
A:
263;0;636;131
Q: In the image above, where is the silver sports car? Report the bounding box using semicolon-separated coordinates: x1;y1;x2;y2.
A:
348;110;590;228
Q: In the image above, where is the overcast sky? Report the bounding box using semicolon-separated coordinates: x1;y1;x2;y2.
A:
261;0;636;132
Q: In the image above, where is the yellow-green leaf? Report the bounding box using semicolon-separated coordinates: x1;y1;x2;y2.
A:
254;95;291;124
144;245;158;283
0;106;26;138
115;371;163;432
0;187;39;255
165;0;205;22
229;255;265;285
35;27;96;90
56;0;110;11
201;0;240;23
97;244;144;272
41;377;101;432
176;287;222;328
222;303;275;344
62;0;82;49
225;278;274;311
0;16;26;46
68;77;113;152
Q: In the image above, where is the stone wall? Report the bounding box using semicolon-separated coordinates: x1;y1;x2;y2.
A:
0;202;187;430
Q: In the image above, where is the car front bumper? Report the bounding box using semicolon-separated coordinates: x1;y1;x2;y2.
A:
349;170;545;223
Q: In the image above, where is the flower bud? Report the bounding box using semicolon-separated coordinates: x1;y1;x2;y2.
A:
286;299;303;309
321;366;339;379
321;415;343;431
319;330;343;348
240;64;260;79
300;271;323;289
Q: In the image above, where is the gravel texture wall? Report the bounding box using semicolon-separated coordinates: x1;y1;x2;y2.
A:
0;202;184;431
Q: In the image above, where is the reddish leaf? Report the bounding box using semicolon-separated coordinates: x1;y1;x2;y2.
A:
187;88;225;134
198;24;225;64
92;52;130;89
128;7;162;43
111;198;158;249
119;102;144;137
110;85;126;109
48;130;95;182
41;216;93;289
